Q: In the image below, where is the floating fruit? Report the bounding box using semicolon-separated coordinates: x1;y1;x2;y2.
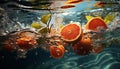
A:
85;17;107;31
17;37;36;50
73;37;92;55
60;23;82;42
50;45;65;58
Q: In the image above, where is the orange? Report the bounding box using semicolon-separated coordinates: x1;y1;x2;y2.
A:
17;36;36;50
73;37;92;55
60;23;82;42
50;45;65;58
85;17;107;31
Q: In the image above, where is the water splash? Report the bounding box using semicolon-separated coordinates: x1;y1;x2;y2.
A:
0;7;21;35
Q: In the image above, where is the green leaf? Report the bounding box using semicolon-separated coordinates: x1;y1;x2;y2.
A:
31;22;42;29
41;14;51;24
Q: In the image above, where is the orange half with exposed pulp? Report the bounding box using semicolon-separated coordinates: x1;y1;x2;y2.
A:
85;17;107;31
60;23;82;42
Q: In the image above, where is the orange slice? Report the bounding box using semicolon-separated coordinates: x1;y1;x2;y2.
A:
85;17;107;31
60;23;82;42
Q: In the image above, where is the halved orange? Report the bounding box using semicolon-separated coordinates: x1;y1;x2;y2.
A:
85;17;107;31
60;23;82;42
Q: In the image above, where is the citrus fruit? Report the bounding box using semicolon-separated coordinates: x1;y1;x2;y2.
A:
60;23;82;42
85;17;107;31
73;37;92;55
50;45;65;59
17;36;36;50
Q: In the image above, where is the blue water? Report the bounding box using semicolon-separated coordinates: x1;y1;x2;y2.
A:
0;45;120;69
0;0;120;69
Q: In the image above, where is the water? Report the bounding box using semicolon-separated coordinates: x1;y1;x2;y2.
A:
0;0;120;69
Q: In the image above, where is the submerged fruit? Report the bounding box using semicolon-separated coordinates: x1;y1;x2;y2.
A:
73;37;92;55
60;23;82;42
85;17;107;31
50;45;65;58
17;37;36;50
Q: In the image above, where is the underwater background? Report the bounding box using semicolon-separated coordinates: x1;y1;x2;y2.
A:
0;0;120;69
